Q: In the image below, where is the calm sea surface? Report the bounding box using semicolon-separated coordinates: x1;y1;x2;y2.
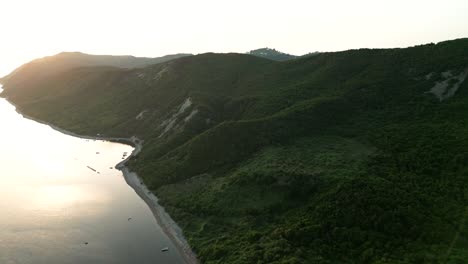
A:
0;85;185;264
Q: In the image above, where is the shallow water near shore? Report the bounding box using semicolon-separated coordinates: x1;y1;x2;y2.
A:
0;91;185;263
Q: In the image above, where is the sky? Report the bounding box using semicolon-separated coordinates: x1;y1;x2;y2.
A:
0;0;467;77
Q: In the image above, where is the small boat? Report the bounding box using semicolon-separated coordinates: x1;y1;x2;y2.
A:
161;247;169;252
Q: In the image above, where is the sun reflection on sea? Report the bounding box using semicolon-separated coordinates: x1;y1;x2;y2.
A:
0;95;185;264
30;185;110;211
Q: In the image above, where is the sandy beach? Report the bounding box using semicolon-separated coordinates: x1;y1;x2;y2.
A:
6;100;199;264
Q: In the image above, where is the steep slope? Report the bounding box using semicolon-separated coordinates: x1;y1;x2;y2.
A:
2;39;468;263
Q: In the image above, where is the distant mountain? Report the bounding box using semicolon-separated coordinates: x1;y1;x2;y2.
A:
301;51;320;58
247;48;297;61
247;48;320;61
1;52;191;91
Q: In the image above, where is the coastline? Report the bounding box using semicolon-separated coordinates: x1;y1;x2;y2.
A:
4;98;199;264
116;140;199;264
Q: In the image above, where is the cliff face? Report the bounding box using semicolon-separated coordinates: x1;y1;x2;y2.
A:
3;38;468;263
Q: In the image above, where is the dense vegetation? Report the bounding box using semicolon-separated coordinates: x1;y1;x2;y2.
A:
2;38;468;263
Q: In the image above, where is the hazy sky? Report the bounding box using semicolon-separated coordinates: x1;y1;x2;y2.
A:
0;0;467;77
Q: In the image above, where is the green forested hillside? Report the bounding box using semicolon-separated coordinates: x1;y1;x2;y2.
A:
2;38;468;263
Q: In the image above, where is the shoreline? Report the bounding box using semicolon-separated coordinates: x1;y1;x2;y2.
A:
4;98;198;264
116;140;199;264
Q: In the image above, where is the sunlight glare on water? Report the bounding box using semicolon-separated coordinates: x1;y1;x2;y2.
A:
0;86;184;264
